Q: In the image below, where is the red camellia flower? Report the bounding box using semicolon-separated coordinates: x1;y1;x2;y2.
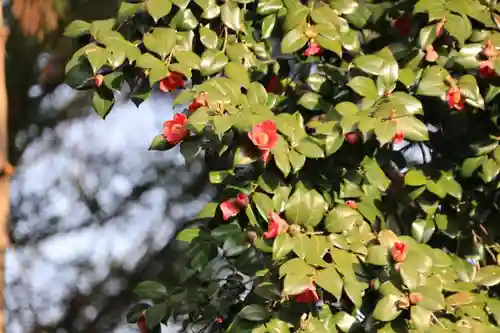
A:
138;313;147;333
260;150;272;165
344;131;359;144
392;15;411;36
295;284;320;303
264;212;289;239
163;113;189;145
189;93;208;112
304;42;322;56
216;317;223;324
220;193;249;221
94;74;104;87
392;131;405;144
159;72;184;92
248;120;278;151
391;241;408;262
346;200;357;209
479;61;496;78
266;75;279;93
447;87;466;110
483;40;496;57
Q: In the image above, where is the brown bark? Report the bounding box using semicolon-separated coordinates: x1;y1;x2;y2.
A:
0;3;9;333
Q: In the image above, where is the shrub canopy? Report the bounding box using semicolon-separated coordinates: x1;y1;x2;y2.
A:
65;0;500;332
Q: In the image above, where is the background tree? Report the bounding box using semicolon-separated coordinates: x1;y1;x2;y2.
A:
5;1;211;332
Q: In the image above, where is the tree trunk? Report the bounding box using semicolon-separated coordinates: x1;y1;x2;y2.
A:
0;3;9;333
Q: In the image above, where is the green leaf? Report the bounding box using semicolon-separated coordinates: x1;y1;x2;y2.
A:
372;294;403;322
298;92;326;110
315;267;343;299
411;219;435;243
410;305;431;332
366;245;389;266
200;50;228;76
405;169;427;186
481;158;500;183
279;258;315;277
397;116;428;141
283;273;311;295
475;266;500;287
444;13;471;46
347;76;378;99
461;156;485;177
134;281;167;299
252;192;274;220
64;20;91;38
176;228;201;243
221;2;242;31
200;27;218;49
175;51;201;70
416;66;447;97
289;150;306;172
92;89;114;119
145;302;168;328
272;136;291;177
389;92;423;115
238;305;268;322
414;286;445;311
146;0;173;21
285;186;328;227
273;232;294;260
296;137;324;158
316;34;342;57
262;15;276;39
144;28;176;60
363;158;391;191
458;74;485;109
149;134;174;151
254;282;281;301
281;27;308;54
325;205;363;233
225;62;250;87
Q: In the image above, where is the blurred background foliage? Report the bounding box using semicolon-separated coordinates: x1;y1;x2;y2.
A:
6;0;207;332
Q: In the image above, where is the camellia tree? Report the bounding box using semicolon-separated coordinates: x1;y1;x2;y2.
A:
64;0;500;332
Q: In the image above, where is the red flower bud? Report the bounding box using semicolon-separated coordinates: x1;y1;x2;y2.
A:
345;132;359;144
392;131;404;144
295;284;320;303
304;42;322;56
391;241;408;262
346;200;357;209
236;193;249;207
138;313;147;333
94;74;104;87
479;61;496;78
189;93;208;112
392;15;412;36
217;317;223;324
266;75;280;93
446;87;465;110
159;72;184;92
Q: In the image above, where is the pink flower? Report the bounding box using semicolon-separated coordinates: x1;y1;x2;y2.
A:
425;45;438;62
483;40;497;57
94;74;104;87
138;313;147;333
263;212;289;239
162;113;189;145
159;72;184;92
220;193;249;221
